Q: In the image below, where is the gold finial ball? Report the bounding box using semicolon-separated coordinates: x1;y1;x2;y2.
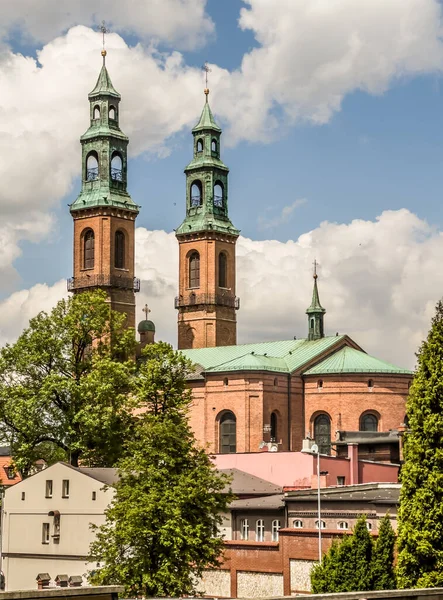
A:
101;49;107;57
204;88;210;96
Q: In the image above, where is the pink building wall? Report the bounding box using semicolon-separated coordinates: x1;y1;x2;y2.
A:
213;451;399;488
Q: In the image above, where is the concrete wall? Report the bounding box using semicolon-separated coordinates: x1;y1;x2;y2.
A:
196;569;231;597
289;559;315;593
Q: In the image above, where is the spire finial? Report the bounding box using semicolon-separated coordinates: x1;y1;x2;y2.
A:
202;61;211;101
98;20;110;65
143;303;151;321
313;258;319;280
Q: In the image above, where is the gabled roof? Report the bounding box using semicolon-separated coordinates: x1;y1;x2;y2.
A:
285;482;401;503
230;494;284;510
304;346;412;376
182;336;349;376
220;468;282;495
63;463;119;486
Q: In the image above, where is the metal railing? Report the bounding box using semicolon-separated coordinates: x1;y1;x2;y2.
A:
86;167;99;181
111;168;123;181
213;195;223;207
67;275;140;292
191;195;202;207
175;293;240;309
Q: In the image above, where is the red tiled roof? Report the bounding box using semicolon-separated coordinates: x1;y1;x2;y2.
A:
0;457;21;486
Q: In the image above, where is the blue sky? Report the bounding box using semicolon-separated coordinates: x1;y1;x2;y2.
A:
1;0;443;366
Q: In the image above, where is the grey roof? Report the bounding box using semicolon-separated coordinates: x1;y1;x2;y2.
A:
285;483;400;504
71;466;119;486
230;493;284;510
220;468;282;496
0;446;11;457
335;430;400;445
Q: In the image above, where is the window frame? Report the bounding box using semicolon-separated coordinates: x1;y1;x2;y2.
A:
219;411;236;454
337;521;349;530
188;252;200;289
45;480;53;499
114;230;125;269
62;479;70;499
218;252;227;288
83;229;95;270
42;522;50;544
315;519;326;530
240;518;249;540
255;519;265;542
360;413;379;432
293;519;303;529
271;519;281;542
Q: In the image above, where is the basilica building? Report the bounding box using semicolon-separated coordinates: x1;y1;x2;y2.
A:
69;55;412;458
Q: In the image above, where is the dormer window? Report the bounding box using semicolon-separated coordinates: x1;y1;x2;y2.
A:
196;139;203;152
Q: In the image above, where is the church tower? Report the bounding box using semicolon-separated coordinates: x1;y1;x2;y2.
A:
68;50;140;330
306;263;326;340
175;88;240;349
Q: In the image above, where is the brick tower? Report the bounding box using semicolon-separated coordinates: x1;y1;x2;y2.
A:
175;89;240;349
68;51;140;329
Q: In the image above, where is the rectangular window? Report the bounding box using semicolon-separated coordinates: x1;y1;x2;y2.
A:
255;519;265;542
45;480;53;498
337;476;345;486
272;519;281;542
62;479;70;498
21;492;25;501
240;518;249;540
42;523;50;544
92;491;97;501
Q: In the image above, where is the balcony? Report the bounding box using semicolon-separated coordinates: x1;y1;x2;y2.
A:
67;275;140;292
175;292;240;310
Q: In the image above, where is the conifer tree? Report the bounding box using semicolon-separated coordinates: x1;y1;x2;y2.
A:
371;515;396;590
89;342;233;597
397;300;443;588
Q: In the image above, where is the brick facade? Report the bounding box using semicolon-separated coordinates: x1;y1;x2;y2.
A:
177;232;238;349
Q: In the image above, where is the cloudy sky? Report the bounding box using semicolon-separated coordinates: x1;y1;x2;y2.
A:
0;0;443;369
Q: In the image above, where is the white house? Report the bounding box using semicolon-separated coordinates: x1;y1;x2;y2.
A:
1;462;117;591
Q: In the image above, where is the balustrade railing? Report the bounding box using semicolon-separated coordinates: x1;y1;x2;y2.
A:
67;275;140;292
174;293;240;309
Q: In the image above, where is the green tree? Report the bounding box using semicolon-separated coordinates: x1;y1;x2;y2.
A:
0;290;136;475
311;516;374;593
397;300;443;588
371;515;396;590
89;342;233;597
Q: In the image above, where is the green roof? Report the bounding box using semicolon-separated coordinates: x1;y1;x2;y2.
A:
303;346;412;376
89;64;120;99
70;187;139;213
192;99;221;133
182;336;347;375
138;319;155;333
306;277;325;314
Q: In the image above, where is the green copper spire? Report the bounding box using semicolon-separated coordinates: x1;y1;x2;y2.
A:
176;91;239;237
306;261;326;341
70;56;138;214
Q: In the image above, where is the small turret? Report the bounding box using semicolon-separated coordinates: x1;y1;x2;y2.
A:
306;260;326;341
138;304;155;347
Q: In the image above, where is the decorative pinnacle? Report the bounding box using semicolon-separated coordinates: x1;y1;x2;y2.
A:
98;20;110;64
313;259;319;280
202;61;211;101
143;304;151;321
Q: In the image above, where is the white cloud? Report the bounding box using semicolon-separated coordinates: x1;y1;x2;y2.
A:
0;0;213;50
0;210;440;370
258;198;307;230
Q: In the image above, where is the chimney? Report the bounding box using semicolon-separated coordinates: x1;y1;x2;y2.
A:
55;574;69;588
36;573;51;589
68;575;83;587
348;442;359;485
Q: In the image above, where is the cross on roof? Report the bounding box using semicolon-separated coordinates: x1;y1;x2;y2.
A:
202;61;211;97
98;20;110;63
143;304;151;320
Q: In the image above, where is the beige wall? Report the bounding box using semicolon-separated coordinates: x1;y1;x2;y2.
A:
2;463;113;591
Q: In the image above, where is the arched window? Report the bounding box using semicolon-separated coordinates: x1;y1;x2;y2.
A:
317;379;323;390
115;230;125;269
219;411;236;454
83;229;95;269
214;181;224;207
255;519;265;542
272;520;281;542
270;412;278;442
240;519;249;540
338;521;349;530
86;152;99;181
111;153;123;181
315;520;326;530
293;520;303;529
360;413;378;432
223;377;228;386
211;138;218;153
196;139;203;152
189;252;200;288
109;105;116;120
368;379;374;390
218;252;227;288
190;181;202;207
367;522;373;531
314;414;331;455
93;105;100;120
274;377;278;387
